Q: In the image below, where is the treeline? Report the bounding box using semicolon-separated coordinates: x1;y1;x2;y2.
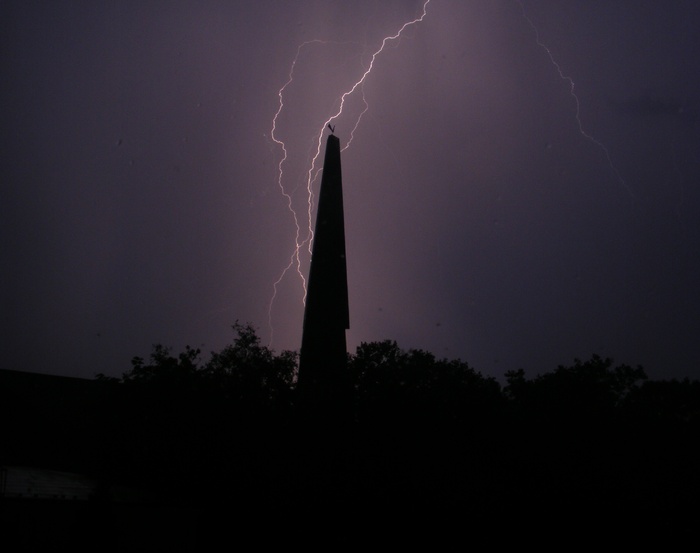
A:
5;322;700;540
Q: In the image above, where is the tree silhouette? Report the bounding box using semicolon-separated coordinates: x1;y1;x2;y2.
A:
5;325;700;544
204;321;296;411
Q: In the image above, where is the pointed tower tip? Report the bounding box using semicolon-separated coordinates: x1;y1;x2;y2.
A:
328;133;340;145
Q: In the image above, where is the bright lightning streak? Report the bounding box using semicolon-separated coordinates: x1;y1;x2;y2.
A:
267;1;431;348
343;81;369;153
302;0;431;262
516;1;635;200
268;40;318;347
306;1;431;211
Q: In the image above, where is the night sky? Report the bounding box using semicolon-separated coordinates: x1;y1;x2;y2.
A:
2;1;699;383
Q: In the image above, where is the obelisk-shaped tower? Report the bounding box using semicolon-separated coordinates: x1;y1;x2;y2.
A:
298;133;349;394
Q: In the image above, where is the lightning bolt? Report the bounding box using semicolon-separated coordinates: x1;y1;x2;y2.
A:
268;40;317;349
267;1;431;348
516;1;635;200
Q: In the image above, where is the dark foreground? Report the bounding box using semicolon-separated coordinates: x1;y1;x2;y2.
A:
2;343;699;549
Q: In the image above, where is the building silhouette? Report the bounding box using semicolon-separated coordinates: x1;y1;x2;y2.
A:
297;133;349;405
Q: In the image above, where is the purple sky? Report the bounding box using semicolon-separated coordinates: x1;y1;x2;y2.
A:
2;1;699;382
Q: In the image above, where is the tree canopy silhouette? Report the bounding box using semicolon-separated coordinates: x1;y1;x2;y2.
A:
5;323;700;541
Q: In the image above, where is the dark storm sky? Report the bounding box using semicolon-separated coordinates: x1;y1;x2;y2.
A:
2;1;699;382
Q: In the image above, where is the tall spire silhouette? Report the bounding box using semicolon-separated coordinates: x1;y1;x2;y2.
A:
298;133;349;397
